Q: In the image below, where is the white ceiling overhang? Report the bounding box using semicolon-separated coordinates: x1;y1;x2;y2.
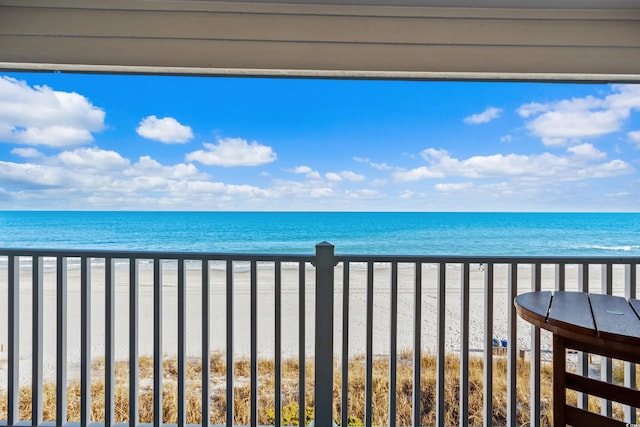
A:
1;0;639;81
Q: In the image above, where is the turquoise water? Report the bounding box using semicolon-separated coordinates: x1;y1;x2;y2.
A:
0;211;639;256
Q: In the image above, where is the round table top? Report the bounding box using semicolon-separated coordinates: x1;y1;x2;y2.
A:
514;291;640;361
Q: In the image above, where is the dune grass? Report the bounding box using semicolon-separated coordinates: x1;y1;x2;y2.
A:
0;353;634;426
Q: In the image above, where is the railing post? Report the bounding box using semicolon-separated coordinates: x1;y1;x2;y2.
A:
314;242;335;427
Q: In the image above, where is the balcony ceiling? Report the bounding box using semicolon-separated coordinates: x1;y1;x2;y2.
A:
0;0;639;81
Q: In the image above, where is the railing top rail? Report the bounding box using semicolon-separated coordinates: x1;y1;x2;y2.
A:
0;247;314;262
336;254;640;264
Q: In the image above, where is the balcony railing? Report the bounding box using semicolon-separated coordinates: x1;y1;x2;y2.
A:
0;244;638;427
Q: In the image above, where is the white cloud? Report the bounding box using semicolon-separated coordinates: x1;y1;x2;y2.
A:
345;189;382;199
518;85;640;146
340;171;365;182
628;130;640;147
434;182;474;192
58;147;130;170
290;165;321;179
394;147;633;182
136;115;193;144
130;156;203;179
0;161;68;188
0;76;105;147
292;165;313;174
354;156;392;171
567;143;606;160
500;135;512;143
393;166;444;182
186;137;277;167
463;107;502;124
398;190;415;199
12;147;42;158
325;170;366;182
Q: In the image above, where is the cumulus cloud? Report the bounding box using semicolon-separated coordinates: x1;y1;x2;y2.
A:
0;161;68;188
326;170;366;182
58;147;130;170
463;107;502;124
12;147;42;158
393;147;633;183
354;156;392;171
567;143;606;160
393;166;445;182
136;115;193;143
289;165;321;179
629;130;640;147
340;171;366;182
518;85;640;146
0;76;105;147
434;182;474;192
345;189;382;199
186;137;277;167
132;156;202;179
325;172;342;182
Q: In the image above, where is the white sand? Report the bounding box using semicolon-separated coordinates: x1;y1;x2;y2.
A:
0;262;629;388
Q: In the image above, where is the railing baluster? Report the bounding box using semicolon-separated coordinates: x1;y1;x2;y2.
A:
153;259;163;427
56;257;68;427
601;263;613;418
555;263;565;291
314;243;335;427
413;263;422;427
8;255;19;426
105;258;115;427
274;262;282;427
460;263;470;427
32;256;44;427
624;263;637;425
129;258;139;427
226;260;234;427
389;262;398;427
506;263;517;427
250;260;258;427
436;262;446;427
342;262;350;427
81;257;91;427
483;263;494;427
31;256;44;426
530;263;541;427
202;260;210;427
178;258;187;427
365;261;374;427
298;261;306;427
577;263;589;410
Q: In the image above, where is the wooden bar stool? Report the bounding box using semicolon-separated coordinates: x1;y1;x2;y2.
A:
515;291;640;426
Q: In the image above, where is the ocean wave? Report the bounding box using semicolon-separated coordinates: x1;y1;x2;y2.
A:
581;244;640;252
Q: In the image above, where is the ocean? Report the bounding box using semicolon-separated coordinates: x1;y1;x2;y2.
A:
0;211;639;256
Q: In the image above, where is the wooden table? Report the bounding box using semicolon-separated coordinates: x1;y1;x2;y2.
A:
514;291;640;427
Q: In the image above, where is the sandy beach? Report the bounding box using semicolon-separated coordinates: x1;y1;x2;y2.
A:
0;261;629;388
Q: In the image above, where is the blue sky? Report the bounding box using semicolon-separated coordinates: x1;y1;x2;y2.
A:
0;72;639;211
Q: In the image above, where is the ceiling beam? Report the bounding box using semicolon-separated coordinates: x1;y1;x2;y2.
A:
1;0;639;81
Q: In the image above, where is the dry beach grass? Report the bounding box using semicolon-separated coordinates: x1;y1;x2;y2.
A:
1;353;636;426
0;353;550;426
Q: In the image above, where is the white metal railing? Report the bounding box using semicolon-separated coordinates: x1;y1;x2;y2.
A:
0;244;638;427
